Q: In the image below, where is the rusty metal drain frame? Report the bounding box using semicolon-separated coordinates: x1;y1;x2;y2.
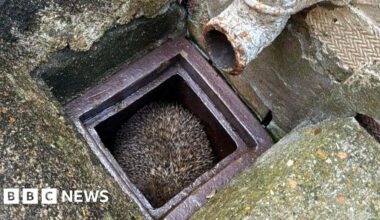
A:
65;38;272;219
356;114;380;143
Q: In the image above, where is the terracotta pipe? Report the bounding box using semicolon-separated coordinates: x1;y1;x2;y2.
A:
204;0;350;75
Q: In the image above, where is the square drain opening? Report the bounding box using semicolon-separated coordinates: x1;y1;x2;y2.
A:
95;75;237;208
95;75;237;163
65;39;272;219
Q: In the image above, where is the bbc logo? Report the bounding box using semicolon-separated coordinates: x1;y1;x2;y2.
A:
3;188;57;204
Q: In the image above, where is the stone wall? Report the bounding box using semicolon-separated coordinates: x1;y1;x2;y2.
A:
0;0;185;218
188;1;380;218
188;1;380;139
33;6;185;103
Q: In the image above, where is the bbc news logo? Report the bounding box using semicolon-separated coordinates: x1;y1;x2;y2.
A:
3;188;109;205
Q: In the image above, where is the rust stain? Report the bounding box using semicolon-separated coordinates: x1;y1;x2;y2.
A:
314;127;322;135
316;148;328;160
347;180;353;189
239;31;253;43
337;151;348;160
336;195;346;204
288;178;298;189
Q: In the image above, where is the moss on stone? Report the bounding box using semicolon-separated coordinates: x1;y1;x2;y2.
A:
140;0;171;17
0;61;144;218
0;0;184;218
32;5;186;103
192;118;380;219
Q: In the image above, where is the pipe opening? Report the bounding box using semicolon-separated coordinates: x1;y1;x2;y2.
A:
205;29;236;73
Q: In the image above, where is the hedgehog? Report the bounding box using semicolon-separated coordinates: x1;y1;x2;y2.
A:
113;102;215;207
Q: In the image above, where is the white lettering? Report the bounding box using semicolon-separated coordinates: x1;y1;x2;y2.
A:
84;190;99;202
99;190;109;203
61;190;73;202
74;190;83;203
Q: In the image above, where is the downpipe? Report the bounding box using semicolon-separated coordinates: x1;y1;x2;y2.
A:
204;0;350;75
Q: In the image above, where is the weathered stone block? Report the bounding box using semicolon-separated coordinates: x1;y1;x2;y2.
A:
310;64;380;123
192;117;380;219
0;0;185;218
32;5;186;103
0;56;144;220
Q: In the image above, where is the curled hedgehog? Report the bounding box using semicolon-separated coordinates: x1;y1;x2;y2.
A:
113;102;215;207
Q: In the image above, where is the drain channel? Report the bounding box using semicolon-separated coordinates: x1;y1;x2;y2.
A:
65;38;272;219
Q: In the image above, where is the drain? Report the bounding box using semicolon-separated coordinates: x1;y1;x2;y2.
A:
65;38;272;219
356;114;380;143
